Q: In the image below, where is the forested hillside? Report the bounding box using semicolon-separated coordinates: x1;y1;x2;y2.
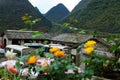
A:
0;0;52;33
63;0;120;33
45;3;70;22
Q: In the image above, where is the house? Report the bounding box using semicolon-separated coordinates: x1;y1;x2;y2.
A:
51;33;93;47
51;33;112;65
52;33;93;43
1;30;114;65
2;30;57;46
2;30;94;46
3;30;110;50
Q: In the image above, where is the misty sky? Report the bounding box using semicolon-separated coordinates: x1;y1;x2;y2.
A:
29;0;81;14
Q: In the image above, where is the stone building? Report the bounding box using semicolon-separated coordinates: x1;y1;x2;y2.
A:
2;30;57;46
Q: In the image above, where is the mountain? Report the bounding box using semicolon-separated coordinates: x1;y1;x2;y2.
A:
0;0;52;33
45;3;70;22
63;0;120;33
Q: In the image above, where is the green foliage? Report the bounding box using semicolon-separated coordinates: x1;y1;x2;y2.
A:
60;21;87;34
78;37;120;78
22;14;40;30
45;3;70;22
32;31;42;38
64;0;120;33
44;53;54;58
0;0;52;34
0;68;24;80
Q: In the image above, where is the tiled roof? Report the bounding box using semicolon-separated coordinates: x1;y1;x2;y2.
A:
6;30;57;40
52;33;93;43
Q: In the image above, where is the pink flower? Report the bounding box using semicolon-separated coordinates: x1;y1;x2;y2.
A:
106;53;114;58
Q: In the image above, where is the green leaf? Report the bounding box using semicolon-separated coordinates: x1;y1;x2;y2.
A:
36;66;49;72
110;45;118;53
82;57;91;63
61;23;70;28
32;32;42;38
79;30;86;34
24;20;31;24
20;28;27;31
38;47;45;53
43;40;49;44
32;18;41;24
41;66;49;71
66;64;74;69
73;27;78;31
19;55;29;61
45;53;54;58
78;73;85;79
69;26;73;30
15;61;21;69
36;67;42;72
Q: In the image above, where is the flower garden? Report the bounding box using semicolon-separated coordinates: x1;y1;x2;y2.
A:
0;38;120;80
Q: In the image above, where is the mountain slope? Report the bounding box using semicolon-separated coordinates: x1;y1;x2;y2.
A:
45;3;70;22
0;0;52;33
63;0;120;33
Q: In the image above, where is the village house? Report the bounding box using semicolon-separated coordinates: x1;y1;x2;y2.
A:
2;30;110;53
2;30;94;47
1;30;113;65
2;30;58;46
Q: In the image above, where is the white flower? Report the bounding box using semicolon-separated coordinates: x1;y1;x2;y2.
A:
5;50;17;60
20;68;28;77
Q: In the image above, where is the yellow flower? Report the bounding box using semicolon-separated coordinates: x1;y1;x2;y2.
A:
22;16;28;21
59;51;65;56
84;47;94;54
27;56;38;64
84;40;96;48
49;47;60;53
54;51;65;57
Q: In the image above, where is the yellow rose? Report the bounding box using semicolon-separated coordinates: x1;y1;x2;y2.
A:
54;51;65;57
84;47;94;54
27;56;38;64
49;47;60;53
84;40;96;48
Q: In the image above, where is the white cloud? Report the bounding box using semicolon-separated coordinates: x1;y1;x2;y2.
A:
29;0;81;14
